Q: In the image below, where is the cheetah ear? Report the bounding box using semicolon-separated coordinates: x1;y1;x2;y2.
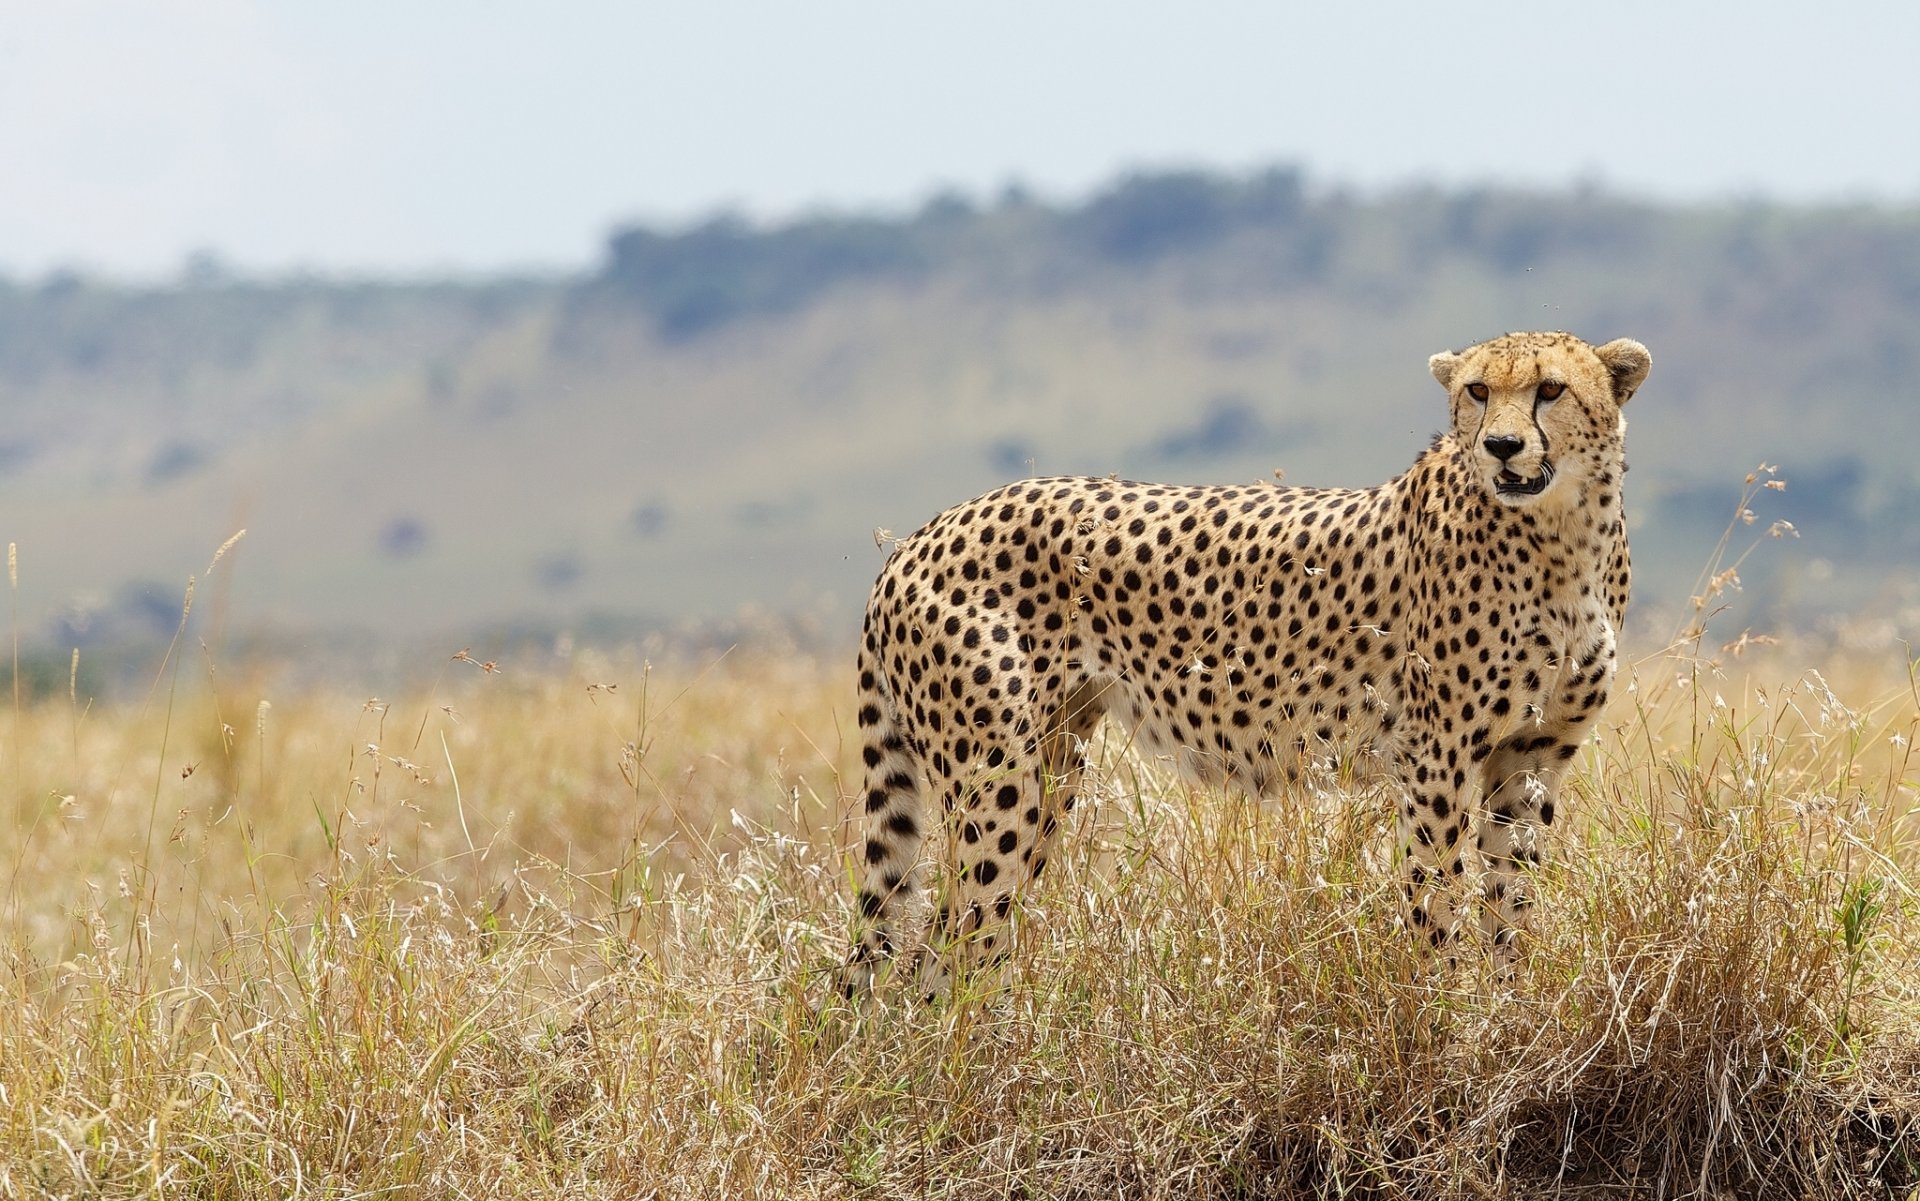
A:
1594;338;1651;404
1428;351;1462;390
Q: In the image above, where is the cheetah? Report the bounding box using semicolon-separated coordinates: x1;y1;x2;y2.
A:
842;331;1651;1001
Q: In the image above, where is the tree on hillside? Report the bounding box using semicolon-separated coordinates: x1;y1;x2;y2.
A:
594;213;923;340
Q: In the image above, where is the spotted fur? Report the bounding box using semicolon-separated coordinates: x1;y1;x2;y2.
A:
842;331;1652;1001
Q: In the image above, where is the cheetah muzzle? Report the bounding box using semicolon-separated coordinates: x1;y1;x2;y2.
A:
1495;461;1553;497
840;330;1651;1003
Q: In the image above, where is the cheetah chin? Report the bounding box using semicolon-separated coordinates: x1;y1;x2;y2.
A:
1494;460;1553;498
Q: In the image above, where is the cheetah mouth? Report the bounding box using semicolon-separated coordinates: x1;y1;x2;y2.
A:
1494;461;1554;497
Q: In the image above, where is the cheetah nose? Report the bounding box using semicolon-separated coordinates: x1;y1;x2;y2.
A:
1483;435;1524;462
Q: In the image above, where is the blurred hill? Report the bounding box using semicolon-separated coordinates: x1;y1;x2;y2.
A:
4;166;1919;671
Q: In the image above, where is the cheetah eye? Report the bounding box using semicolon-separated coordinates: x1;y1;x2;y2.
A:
1536;380;1565;403
1466;383;1489;403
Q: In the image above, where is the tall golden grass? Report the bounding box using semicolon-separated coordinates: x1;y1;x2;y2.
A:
0;530;1916;1197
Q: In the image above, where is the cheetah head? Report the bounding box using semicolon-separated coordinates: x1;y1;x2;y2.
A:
1428;331;1651;510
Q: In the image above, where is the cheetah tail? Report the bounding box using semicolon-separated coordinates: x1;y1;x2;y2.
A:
842;641;928;998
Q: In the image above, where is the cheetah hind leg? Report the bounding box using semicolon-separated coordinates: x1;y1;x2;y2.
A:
910;695;1099;1004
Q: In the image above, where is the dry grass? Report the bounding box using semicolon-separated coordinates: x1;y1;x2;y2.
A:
0;615;1917;1197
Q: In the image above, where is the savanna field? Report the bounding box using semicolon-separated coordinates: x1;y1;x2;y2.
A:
7;29;1920;1201
2;531;1918;1200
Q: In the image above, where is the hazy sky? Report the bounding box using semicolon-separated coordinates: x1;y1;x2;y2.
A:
6;2;1917;279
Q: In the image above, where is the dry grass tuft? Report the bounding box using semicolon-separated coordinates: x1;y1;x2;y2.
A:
0;621;1916;1197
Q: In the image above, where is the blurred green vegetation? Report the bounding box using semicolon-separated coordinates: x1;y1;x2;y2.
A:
3;166;1918;675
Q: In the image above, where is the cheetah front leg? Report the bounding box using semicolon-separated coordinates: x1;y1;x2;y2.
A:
1396;728;1476;956
1476;635;1613;961
1476;742;1573;962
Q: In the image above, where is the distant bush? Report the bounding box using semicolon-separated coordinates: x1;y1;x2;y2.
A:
629;500;671;539
0;436;37;477
1414;187;1655;273
4;648;102;700
581;166;1326;339
378;517;431;560
532;553;583;591
49;578;262;652
1146;395;1267;460
1072;170;1234;262
1068;166;1316;265
145;440;209;487
1140;394;1316;463
594;213;923;340
985;437;1037;477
